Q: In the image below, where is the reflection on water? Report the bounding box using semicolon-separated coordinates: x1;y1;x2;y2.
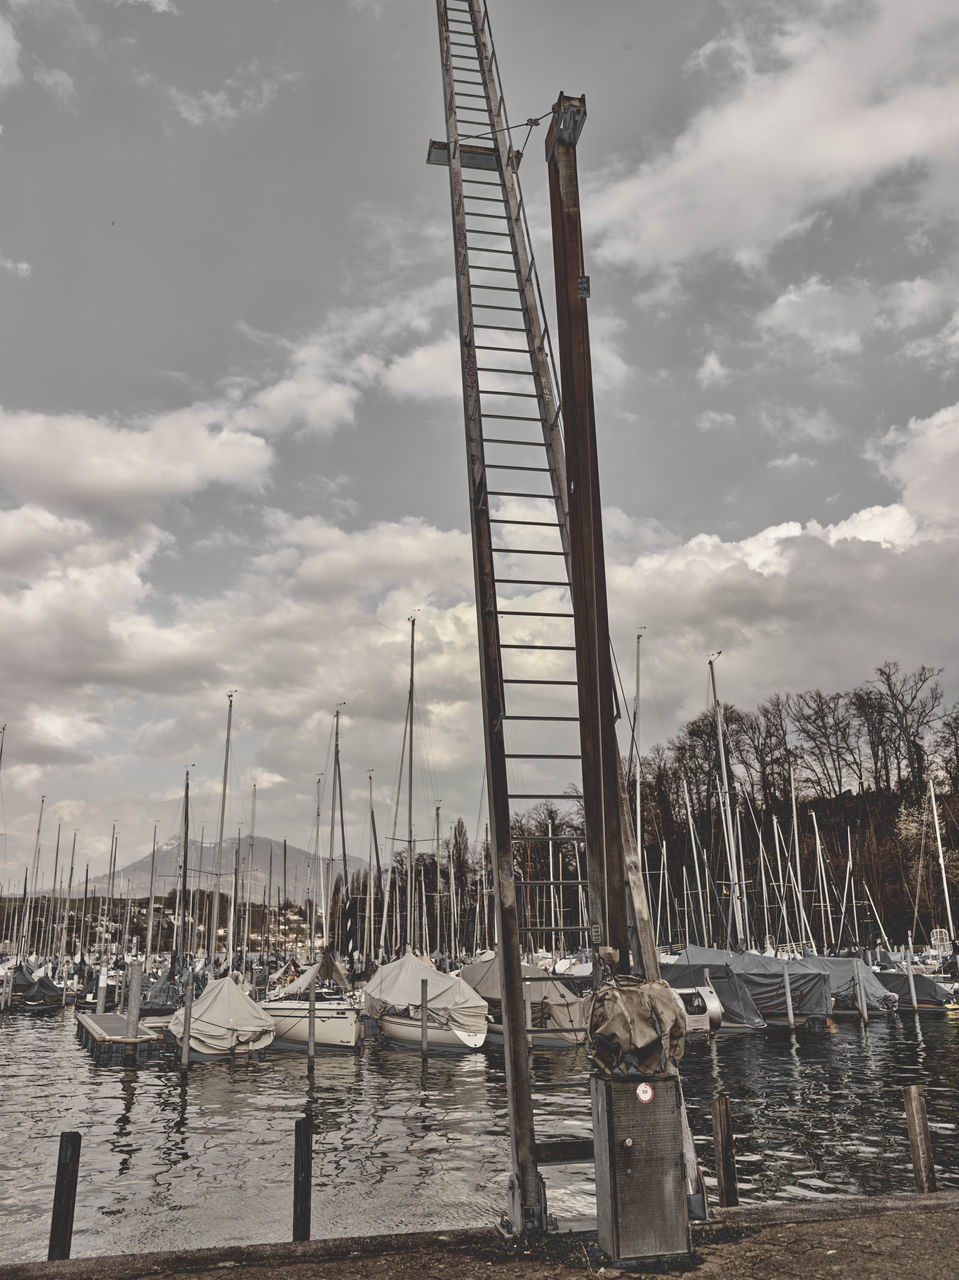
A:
1;1010;957;1261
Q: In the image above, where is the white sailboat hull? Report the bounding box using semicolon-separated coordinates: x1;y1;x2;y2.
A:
378;1012;486;1052
264;999;360;1049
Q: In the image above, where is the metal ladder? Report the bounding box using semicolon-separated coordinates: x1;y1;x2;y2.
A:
428;0;588;1232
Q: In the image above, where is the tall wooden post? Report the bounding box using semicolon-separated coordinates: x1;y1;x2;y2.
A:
48;1132;81;1261
904;1084;937;1193
545;93;657;979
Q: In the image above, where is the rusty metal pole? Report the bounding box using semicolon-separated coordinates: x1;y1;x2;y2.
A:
545;94;640;977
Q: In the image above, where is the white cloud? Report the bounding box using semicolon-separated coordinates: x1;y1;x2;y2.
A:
33;64;76;108
760;404;839;444
0;15;22;93
697;410;736;432
696;351;729;387
0;405;270;517
768;451;814;470
589;0;959;274
874;403;959;533
169;60;298;127
383;333;460;400
0;255;31;277
903;307;959;370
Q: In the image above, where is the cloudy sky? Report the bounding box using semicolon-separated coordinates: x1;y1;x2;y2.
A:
1;0;958;887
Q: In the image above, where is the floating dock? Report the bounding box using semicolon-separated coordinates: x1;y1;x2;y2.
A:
75;1011;165;1065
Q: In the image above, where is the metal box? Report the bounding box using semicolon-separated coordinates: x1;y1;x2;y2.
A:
591;1074;691;1262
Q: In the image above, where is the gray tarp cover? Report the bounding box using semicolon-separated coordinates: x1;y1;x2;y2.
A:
168;976;276;1055
671;946;831;1018
660;958;766;1029
798;954;895;1010
458;954;584;1034
363;952;488;1036
875;970;955;1005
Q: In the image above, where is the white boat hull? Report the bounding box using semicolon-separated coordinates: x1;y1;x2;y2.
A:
378;1012;486;1052
264;999;360;1049
484;1022;585;1049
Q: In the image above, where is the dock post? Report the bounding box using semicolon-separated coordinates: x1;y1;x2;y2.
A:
854;962;868;1026
904;1084;937;1193
421;978;429;1059
783;960;795;1030
905;932;919;1012
179;977;193;1072
96;961;108;1014
48;1131;81;1261
124;960;143;1066
118;965;128;1015
293;1117;313;1241
524;980;533;1050
711;1095;739;1208
307;979;316;1066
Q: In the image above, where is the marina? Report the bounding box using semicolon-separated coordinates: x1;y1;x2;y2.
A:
2;1003;958;1264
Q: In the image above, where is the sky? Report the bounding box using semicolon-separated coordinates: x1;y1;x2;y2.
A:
1;0;958;887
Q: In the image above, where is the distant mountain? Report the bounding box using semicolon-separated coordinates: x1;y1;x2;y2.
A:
91;835;369;901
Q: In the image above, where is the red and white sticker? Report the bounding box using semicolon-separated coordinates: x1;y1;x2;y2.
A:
636;1082;654;1103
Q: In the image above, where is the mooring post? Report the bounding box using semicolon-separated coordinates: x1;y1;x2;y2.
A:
783;959;795;1031
96;960;108;1014
125;960;142;1039
179;976;193;1072
307;978;316;1065
523;980;533;1050
293;1117;313;1241
904;1084;937;1193
905;932;919;1012
118;965;128;1015
420;978;429;1059
48;1130;81;1261
711;1095;739;1208
854;961;868;1026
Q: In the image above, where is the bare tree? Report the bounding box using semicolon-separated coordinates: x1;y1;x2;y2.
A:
872;661;943;803
788;688;860;799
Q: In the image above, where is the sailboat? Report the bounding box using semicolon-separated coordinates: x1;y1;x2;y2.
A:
363;952;488;1051
263;956;360;1049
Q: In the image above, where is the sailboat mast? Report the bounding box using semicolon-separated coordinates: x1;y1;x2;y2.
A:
708;656;744;944
178;770;190;975
213;691;235;968
406;616;415;951
929;780;956;941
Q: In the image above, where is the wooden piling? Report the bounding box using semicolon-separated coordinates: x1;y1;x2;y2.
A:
855;962;868;1026
783;960;795;1031
179;977;194;1072
95;962;108;1015
307;979;316;1065
125;960;142;1039
904;1084;937;1193
48;1130;81;1261
421;978;429;1059
292;1117;312;1241
905;932;919;1013
711;1095;739;1208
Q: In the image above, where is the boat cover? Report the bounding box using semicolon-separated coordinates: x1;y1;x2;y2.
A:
798;954;896;1010
274;952;349;997
458;953;584;1035
142;967;179;1010
660;958;766;1029
22;973;62;1003
874;970;955;1006
363;952;488;1036
168;976;276;1055
671;945;831;1019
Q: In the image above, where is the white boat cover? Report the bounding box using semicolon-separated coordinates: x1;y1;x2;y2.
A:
168;977;276;1055
363;952;487;1036
458;953;584;1035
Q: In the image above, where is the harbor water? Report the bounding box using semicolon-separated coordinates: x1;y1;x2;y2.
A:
1;1010;958;1263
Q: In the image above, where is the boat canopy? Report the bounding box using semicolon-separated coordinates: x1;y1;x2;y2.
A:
363;952;487;1036
458;953;584;1035
670;945;831;1020
168;976;276;1056
798;954;896;1011
277;951;349;996
660;957;765;1029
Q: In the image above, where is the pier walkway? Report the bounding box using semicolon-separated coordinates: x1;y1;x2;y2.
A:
1;1191;956;1280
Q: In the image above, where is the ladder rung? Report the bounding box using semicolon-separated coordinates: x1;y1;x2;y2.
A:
496;579;568;586
466;212;510;221
486;463;550;472
503;715;579;721
476;366;533;373
484;440;541;448
466;230;513;238
505;754;582;760
486;490;555;498
480;389;538;396
489;515;559;522
498;609;574;617
492;547;565;554
503;679;577;685
501;644;576;651
467;248;514;256
509;794;578;801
